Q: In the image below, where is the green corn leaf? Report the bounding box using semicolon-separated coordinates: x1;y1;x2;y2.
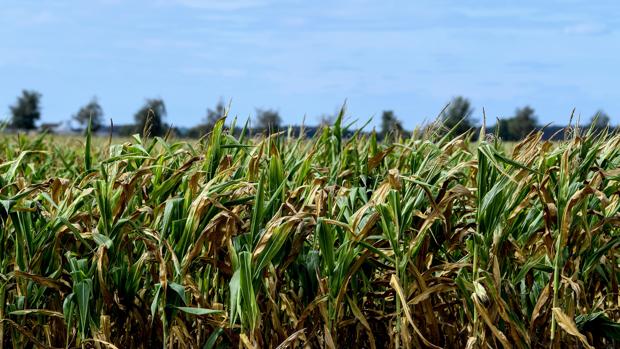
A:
174;306;224;316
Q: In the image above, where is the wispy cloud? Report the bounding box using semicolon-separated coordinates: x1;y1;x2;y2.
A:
507;60;560;73
456;7;537;19
178;66;246;78
0;8;59;27
563;22;609;35
165;0;272;11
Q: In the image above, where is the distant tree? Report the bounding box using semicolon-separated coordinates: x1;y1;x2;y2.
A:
134;98;166;137
206;99;226;127
590;110;611;129
510;106;538;140
318;114;335;127
186;100;228;138
10;90;42;130
440;96;476;136
497;106;538;141
256;108;281;131
186;100;226;138
496;118;512;140
73;97;103;132
380;110;403;137
189;123;220;138
115;124;138;137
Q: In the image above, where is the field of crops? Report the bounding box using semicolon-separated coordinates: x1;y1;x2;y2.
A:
1;116;619;348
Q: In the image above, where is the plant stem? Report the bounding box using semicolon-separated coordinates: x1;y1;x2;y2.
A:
550;233;562;341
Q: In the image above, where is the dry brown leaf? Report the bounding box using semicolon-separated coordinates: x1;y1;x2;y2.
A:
390;275;442;349
551;307;594;349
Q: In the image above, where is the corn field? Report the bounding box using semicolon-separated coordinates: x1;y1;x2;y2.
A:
1;114;620;348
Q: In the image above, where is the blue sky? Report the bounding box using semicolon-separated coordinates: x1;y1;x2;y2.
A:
1;0;619;129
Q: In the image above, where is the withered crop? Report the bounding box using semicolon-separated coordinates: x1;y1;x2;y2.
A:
1;114;619;348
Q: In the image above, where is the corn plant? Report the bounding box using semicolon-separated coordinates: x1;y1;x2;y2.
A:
0;116;619;348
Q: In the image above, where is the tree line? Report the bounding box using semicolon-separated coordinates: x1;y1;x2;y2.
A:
381;96;612;140
3;91;282;138
3;89;613;140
